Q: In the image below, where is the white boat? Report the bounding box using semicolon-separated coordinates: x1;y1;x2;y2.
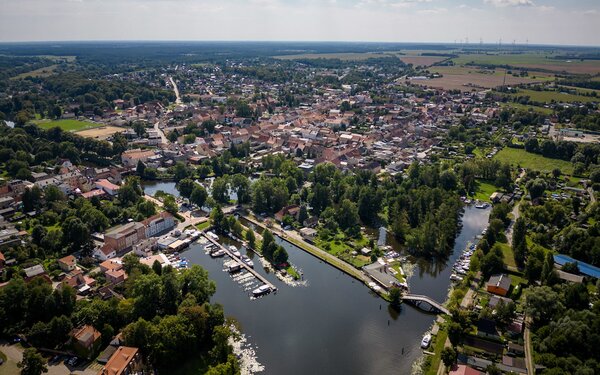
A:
420;333;432;349
229;245;241;258
210;249;226;258
252;284;272;297
241;255;254;268
227;263;242;273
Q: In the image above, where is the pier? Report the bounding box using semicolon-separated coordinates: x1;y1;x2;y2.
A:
201;232;277;293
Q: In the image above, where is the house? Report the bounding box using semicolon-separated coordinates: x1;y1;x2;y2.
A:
507;343;525;356
104;222;146;253
62;269;96;294
274;205;300;222
121;149;156;167
23;264;48;282
71;325;102;359
100;259;123;274
106;269;127;285
449;365;484;375
58;255;77;272
299;227;317;241
0;251;4;269
486;274;511;296
141;212;176;237
98;346;142;375
96;179;120;196
95;245;117;261
81;189;107;200
476;318;500;339
303;216;319;228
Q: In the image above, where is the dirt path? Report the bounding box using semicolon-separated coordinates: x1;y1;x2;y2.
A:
505;201;521;244
524;317;535;375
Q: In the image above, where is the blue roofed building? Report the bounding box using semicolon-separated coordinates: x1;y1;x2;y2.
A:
554;254;600;279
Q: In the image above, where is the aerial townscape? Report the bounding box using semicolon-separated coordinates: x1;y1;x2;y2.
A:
1;2;600;375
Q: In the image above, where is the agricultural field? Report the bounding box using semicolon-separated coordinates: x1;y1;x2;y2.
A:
398;55;447;67
75;125;126;139
451;52;600;75
273;52;393;61
494;147;574;175
508;88;599;104
416;66;553;92
33;119;101;131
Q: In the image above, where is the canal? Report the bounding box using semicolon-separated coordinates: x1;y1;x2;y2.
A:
144;181;491;374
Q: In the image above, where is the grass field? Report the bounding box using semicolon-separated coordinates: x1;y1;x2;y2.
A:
471;179;498;202
274;52;393;61
11;64;59;80
500;102;554;115
494;148;574;175
451;53;600;74
34;119;101;132
509;88;599;103
497;242;517;269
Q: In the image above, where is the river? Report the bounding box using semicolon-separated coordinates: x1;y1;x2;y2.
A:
143;181;491;374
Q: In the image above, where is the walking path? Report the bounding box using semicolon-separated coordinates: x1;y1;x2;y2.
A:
524;316;535;375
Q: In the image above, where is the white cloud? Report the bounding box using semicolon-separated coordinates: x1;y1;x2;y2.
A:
484;0;533;7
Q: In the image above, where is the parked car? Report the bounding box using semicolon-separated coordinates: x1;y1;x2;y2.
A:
67;357;78;367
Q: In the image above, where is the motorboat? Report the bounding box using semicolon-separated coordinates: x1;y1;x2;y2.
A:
210;249;226;258
252;284;272;297
420;333;432;349
229;245;241;258
227;263;242;273
241;255;254;268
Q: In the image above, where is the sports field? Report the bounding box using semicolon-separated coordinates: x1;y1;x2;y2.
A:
494;148;574;175
34;119;101;131
75;125;126;140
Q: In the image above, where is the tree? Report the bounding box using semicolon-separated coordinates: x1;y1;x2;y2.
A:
261;229;275;256
152;260;162;275
389;287;402;306
335;199;360;233
231;174;251;204
441;347;457;368
22;186;42;212
273;246;289;265
63;217;90;251
524;286;564;327
132;121;146;137
541;251;559;286
18;348;48;375
246;228;256;249
210;206;228;234
190;185;208;208
212;177;229;204
512;217;527;267
163;195;178;215
136;160;146;177
527;178;547;200
176;178;196;198
480;245;504;278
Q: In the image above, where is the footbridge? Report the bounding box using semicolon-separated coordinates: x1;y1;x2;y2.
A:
402;294;450;315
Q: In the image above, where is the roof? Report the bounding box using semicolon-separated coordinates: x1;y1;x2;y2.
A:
105;222;144;239
96;179;120;191
487;274;511;291
72;325;101;344
24;264;45;278
449;365;483;375
100;346;138;375
81;189;106;199
0;251;4;262
59;255;76;267
554;254;600;279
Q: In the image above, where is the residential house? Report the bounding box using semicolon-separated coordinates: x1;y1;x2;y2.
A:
94;245;117;261
486;274;511;296
96;179;120;196
121;149;156;167
106;269;127;285
299;227;318;241
71;325;103;359
141;212;176;238
23;264;49;282
98;346;143;375
448;365;484;375
0;251;4;269
274;205;300;222
61;269;96;295
100;259;123;274
58;255;77;272
476;318;500;340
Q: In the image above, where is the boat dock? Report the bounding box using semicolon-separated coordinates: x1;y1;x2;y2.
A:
201;232;277;293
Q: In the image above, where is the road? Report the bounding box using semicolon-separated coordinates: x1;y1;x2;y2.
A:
169;76;182;105
505;201;521;244
143;194;207;230
524;316;535;375
153;121;168;144
0;342;97;375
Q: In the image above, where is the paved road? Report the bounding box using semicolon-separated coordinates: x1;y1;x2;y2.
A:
169;76;182;105
153;121;168;144
143;194;207;230
505;201;521;245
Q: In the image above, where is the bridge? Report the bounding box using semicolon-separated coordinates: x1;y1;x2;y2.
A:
402;294;449;315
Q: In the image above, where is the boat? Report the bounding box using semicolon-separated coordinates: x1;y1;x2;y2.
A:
229;245;241;258
241;255;254;268
227;263;242;273
252;284;272;297
420;333;432;349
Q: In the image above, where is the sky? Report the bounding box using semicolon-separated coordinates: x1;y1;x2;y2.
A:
0;0;599;46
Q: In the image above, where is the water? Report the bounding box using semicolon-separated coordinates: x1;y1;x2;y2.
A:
142;180;179;197
147;182;491;374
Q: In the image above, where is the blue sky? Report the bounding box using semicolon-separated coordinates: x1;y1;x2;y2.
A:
0;0;598;45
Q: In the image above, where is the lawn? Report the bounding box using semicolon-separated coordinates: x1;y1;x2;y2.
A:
500;102;554;115
496;242;517;269
196;221;210;231
425;327;448;375
471;179;498;202
33;119;101;132
494;147;574;175
314;230;371;268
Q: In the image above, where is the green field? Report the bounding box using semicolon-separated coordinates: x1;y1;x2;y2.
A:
496;242;517;269
471;179;498;202
33;119;101;132
274;52;395;61
500;102;554;115
509;88;599;104
494;148;574;175
451;53;600;74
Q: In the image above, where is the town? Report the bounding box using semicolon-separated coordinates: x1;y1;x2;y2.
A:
0;40;599;375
